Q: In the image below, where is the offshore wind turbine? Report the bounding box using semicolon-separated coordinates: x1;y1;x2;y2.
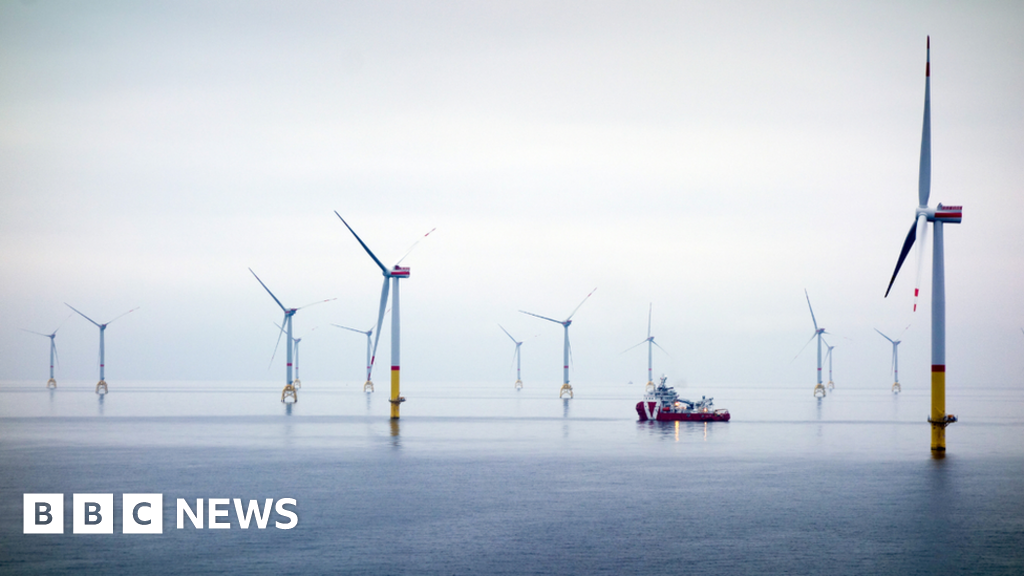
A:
822;337;836;391
251;268;334;403
498;324;524;390
22;314;72;389
65;304;139;394
875;327;907;394
520;288;597;398
800;290;828;398
883;37;962;453
336;212;434;419
332;320;380;392
622;304;668;392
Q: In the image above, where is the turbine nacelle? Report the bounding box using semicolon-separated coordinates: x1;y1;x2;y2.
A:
390;265;410;278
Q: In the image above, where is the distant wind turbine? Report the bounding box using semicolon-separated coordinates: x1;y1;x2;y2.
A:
336;212;434;419
520;288;597;398
21;314;72;389
798;290;828;398
822;337;836;391
332;318;385;392
498;324;524;389
251;268;334;403
882;37;962;453
622;303;669;392
65;304;139;394
875;326;909;394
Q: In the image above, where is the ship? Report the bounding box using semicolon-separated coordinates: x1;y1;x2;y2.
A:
636;376;730;422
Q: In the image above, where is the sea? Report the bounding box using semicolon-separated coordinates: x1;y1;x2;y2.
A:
1;379;1022;575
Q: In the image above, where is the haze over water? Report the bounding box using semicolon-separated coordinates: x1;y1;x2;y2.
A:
2;380;1021;575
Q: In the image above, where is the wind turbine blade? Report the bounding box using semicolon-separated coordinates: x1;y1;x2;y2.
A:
297;297;337;311
369;277;390;369
621;340;648;354
567;335;574;369
912;214;928;312
269;314;287;370
804;289;818;332
652;340;671;357
791;332;817;362
919;36;931;208
395;227;436;266
498;324;518;343
335;212;388;273
566;287;597;321
105;306;139;326
884;221;918;298
874;328;895;344
509;347;518;371
65;303;101;327
647;303;652;339
249;268;288;312
53;313;73;334
20;329;50;337
891;350;896;375
897;323;911;340
53;340;61;370
332;323;368;335
519;310;563;324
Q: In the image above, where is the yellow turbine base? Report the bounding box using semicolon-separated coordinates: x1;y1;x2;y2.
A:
892;382;901;394
645;381;655;392
47;378;56;389
363;380;374;393
929;369;955;451
826;380;834;391
390;368;402;419
559;383;573;399
281;383;298;403
293;378;301;390
813;382;826;398
96;380;108;395
514;379;523;390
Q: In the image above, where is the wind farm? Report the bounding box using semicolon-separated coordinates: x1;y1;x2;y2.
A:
882;37;962;453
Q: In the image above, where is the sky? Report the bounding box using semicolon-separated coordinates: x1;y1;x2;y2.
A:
2;0;1022;392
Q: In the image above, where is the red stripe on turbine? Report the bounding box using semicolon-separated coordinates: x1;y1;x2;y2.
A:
932;365;945;372
391;366;400;371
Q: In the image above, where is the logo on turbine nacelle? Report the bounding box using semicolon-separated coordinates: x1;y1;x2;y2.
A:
391;266;410;277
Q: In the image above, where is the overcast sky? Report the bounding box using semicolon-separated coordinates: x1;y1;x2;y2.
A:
2;1;1022;392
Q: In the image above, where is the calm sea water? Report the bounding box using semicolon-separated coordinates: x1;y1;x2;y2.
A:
1;379;1022;575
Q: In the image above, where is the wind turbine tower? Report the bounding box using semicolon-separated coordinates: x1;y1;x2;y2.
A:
65;304;139;394
623;303;668;392
499;324;524;389
520;288;597;398
22;314;71;389
883;37;962;453
251;268;334;403
802;290;828;398
823;337;835;391
875;328;905;394
336;212;434;419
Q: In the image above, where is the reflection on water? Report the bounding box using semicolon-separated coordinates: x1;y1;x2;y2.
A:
366;391;372;411
97;393;104;416
285;403;293;416
390;419;400;449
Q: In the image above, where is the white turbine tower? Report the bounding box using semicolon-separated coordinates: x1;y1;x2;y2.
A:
622;304;668;392
800;290;828;398
875;327;908;394
251;268;334;403
22;314;72;389
65;304;139;394
332;321;379;392
336;212;434;419
883;37;962;453
822;337;836;391
498;324;524;390
520;288;597;399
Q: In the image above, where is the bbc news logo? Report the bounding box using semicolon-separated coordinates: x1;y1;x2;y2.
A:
24;494;297;534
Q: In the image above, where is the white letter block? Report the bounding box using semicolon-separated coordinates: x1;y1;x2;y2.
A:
73;493;113;534
123;494;163;534
24;494;63;534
